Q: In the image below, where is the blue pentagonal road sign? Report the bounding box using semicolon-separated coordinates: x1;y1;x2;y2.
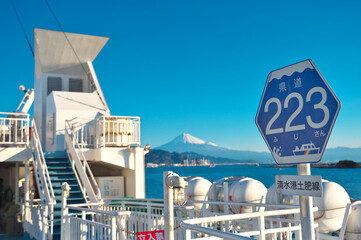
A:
256;59;341;164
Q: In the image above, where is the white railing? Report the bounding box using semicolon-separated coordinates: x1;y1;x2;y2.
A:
96;116;140;147
65;120;101;203
61;196;313;240
98;199;166;236
64;205;124;240
30;121;55;238
61;198;166;240
0;112;30;146
181;207;317;240
23;200;51;240
70;115;140;149
60;194;351;240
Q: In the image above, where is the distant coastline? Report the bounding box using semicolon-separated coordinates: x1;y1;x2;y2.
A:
269;160;361;168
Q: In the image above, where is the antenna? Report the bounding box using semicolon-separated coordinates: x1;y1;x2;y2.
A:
9;0;34;57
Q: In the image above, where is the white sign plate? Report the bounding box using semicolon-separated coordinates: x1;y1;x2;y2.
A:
275;175;322;197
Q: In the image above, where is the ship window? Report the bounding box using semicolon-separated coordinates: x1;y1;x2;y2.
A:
47;77;62;96
69;78;83;92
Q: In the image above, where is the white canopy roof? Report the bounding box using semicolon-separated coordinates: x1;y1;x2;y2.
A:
50;91;107;113
34;28;109;79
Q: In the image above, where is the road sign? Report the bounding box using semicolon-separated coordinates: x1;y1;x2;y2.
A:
136;230;165;240
275;175;322;197
256;59;341;164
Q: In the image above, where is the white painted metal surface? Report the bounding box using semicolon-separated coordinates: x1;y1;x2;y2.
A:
24;200;51;240
275;174;322;197
65;120;101;203
34;28;108;80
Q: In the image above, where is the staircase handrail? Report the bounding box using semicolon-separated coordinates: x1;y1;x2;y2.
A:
31;121;56;205
64;120;101;203
31;120;55;238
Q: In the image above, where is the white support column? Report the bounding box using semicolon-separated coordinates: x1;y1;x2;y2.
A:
298;163;315;240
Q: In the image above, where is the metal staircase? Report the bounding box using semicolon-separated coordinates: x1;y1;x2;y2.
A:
43;152;87;240
28;120;100;240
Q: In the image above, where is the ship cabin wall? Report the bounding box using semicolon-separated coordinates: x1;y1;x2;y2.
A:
34;68;92;147
89;147;145;199
45;91;107;152
34;65;100;151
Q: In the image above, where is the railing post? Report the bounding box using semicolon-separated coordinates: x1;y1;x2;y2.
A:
111;215;117;239
138;118;140;146
223;181;230;232
147;200;152;231
164;171;174;240
258;215;265;240
102;116;105;147
61;182;71;240
43;204;48;240
81;211;86;240
27;115;30;145
24;161;30;233
120;214;126;240
38;204;41;239
185;229;191;240
15;162;19;204
190;207;195;239
50;204;54;237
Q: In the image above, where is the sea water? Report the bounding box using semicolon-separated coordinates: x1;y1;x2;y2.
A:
145;165;361;200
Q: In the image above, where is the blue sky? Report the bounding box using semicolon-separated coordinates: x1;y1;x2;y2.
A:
1;0;361;151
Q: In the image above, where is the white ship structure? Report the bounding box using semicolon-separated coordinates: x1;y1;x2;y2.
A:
0;29;360;240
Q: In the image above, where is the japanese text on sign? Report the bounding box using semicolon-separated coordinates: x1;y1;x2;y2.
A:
136;230;165;240
275;175;322;197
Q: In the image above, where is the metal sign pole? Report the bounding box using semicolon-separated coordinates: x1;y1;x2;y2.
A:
298;163;315;240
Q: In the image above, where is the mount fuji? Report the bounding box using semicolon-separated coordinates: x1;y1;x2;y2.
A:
155;133;361;164
156;133;273;163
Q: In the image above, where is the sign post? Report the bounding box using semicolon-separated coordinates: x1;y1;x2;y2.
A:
297;163;315;240
256;59;341;240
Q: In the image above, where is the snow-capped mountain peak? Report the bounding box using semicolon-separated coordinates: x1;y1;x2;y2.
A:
177;133;205;144
157;133;221;150
155;133;274;163
206;142;218;146
156;133;219;151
